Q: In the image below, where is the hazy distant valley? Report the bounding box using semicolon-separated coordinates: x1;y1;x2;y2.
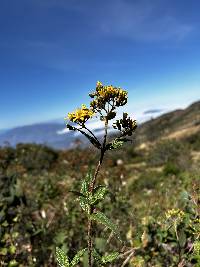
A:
0;101;199;149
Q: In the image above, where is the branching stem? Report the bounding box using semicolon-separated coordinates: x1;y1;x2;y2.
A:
83;125;99;144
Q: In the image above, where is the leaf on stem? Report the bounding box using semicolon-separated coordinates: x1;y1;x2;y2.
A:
89;186;108;205
70;248;87;267
55;247;69;267
66;124;101;149
92;249;103;266
92;249;120;265
79;172;93;214
106;137;131;150
101;252;120;264
90;211;121;241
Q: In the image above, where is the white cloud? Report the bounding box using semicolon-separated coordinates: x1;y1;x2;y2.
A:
57;118;113;136
99;0;193;42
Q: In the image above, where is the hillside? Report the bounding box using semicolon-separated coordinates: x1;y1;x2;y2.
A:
135;100;200;143
0;100;199;149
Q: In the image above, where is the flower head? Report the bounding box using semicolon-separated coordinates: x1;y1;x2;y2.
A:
89;81;128;112
67;104;94;124
165;208;185;222
65;81;137;149
193;241;200;256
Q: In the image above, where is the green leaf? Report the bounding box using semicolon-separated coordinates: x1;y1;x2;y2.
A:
178;230;187;248
106;138;131;150
101;252;120;264
0;247;8;256
90;211;121;241
79;172;93;214
9;245;16;255
92;249;102;266
89;186;108;205
92;249;120;265
8;260;18;267
54;231;67;245
81;172;92;195
70;248;87;267
56;247;69;267
95;237;107;252
79;196;90;214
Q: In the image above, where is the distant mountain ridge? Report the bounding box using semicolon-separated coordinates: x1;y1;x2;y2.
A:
0;100;199;149
0;123;73;149
136;100;200;143
0;119;114;149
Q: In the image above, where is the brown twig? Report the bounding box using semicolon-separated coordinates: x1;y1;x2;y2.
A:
121;251;135;267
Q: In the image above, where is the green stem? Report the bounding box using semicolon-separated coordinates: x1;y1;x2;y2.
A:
87;208;92;267
87;119;108;267
87;152;104;267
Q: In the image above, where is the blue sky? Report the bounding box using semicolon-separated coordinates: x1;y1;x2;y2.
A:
1;0;200;129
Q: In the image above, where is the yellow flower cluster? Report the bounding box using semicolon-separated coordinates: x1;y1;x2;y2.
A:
90;81;128;110
65;81;137;150
165;209;185;221
67;104;94;124
193;241;200;256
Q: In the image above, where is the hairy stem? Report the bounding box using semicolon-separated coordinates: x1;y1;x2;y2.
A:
87;152;104;267
87;207;92;267
87;118;108;267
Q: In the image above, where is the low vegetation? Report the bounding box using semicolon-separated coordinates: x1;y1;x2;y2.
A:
0;136;199;266
0;85;199;266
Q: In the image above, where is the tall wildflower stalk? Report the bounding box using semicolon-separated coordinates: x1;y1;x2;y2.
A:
56;82;137;267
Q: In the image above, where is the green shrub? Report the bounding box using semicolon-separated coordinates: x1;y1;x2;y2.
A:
185;132;200;151
148;139;191;170
163;162;180;176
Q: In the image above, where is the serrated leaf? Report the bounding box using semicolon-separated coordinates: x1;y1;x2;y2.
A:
79;196;90;214
90;211;121;241
89;186;108;205
70;248;87;267
101;252;120;264
79;172;93;214
56;247;69;267
81;172;92;195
